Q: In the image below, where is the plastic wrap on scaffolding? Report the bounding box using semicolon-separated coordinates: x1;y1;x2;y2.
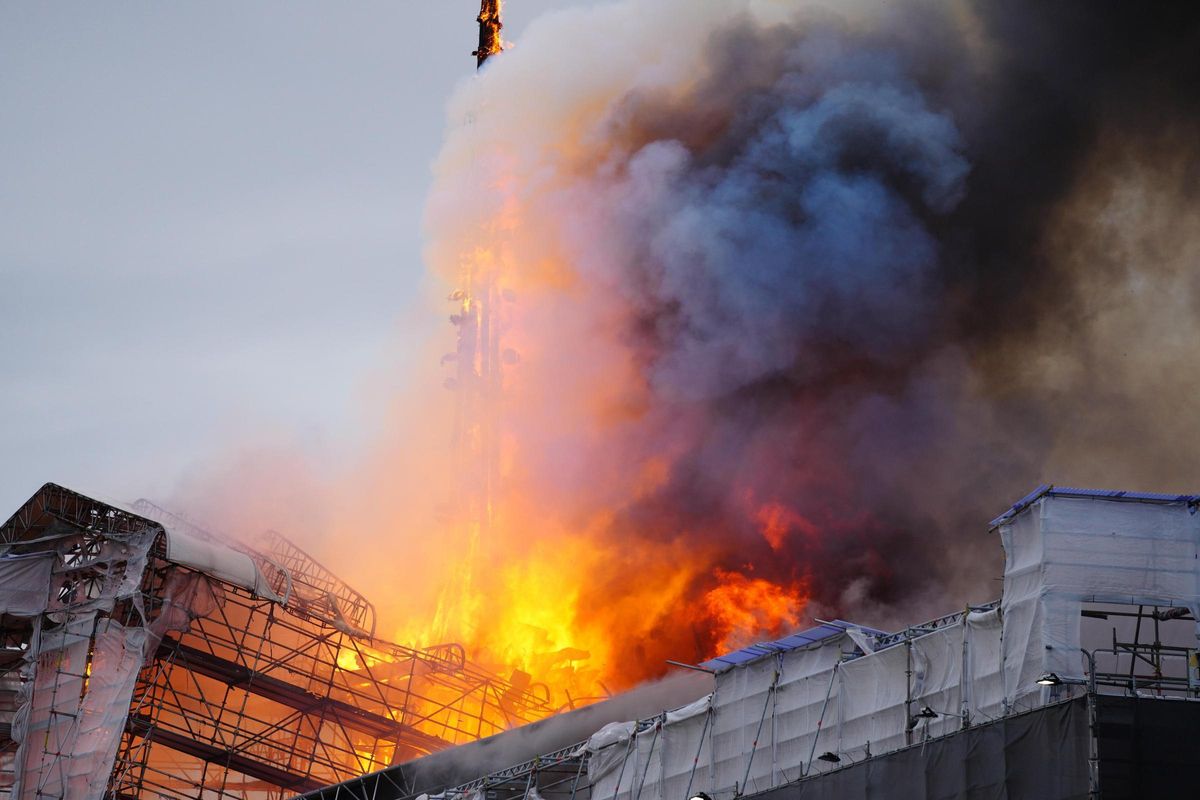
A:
591;616;1018;800
10;616;145;800
963;607;1004;722
998;494;1200;702
836;638;907;759
593;634;880;800
660;695;712;800
587;720;637;786
711;656;781;793
434;492;1198;800
5;525;157;800
144;568;225;661
0;554;54;616
588;696;714;800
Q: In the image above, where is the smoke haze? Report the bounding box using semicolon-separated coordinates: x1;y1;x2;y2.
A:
183;0;1200;695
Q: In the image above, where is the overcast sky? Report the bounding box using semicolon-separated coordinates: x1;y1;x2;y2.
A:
0;1;598;514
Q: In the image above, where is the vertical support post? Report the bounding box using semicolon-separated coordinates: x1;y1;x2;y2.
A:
738;670;778;796
568;751;587;800
1081;648;1100;800
804;663;839;777
634;718;661;800
961;613;972;728
610;734;635;800
771;654;781;786
904;637;914;747
683;708;712;800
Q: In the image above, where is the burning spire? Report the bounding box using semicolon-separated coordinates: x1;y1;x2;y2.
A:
475;1;504;69
414;0;1200;693
430;0;512;653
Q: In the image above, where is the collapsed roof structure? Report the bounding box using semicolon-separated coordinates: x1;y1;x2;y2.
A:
0;483;561;799
298;486;1200;800
1;484;1198;799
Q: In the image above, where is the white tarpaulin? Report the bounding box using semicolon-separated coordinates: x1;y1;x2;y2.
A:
162;527;281;601
3;526;158;800
10;617;148;800
0;554;54;616
590;492;1200;800
998;494;1200;704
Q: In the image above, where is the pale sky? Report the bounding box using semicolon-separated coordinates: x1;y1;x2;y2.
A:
0;1;599;514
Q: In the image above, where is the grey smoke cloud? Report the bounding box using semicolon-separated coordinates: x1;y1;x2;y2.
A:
419;0;1200;680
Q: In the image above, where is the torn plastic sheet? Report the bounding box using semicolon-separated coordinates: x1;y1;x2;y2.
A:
144;568;225;663
0;554;54;616
5;520;159;799
586;720;637;784
10;615;146;800
42;526;158;620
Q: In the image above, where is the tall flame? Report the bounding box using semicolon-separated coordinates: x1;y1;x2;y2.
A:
185;0;1200;712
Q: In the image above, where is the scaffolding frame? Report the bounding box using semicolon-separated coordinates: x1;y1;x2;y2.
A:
0;484;558;800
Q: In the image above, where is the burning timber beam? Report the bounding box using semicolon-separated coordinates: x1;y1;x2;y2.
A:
475;0;503;68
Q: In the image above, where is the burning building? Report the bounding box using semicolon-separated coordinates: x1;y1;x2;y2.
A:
378;0;1200;704
5;484;1196;798
298;486;1200;800
0;484;561;799
3;0;1199;797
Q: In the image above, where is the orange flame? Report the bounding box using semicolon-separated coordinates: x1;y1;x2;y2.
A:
703;569;806;654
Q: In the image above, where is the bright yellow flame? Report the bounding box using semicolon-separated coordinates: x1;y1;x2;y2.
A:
337;647;362;672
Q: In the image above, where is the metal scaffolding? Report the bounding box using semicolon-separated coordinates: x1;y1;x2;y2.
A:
0;484;557;800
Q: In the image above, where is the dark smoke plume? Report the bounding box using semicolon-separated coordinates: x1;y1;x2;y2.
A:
415;0;1200;686
189;1;1200;696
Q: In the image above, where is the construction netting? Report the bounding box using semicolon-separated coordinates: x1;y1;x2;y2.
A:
587;615;1009;800
587;492;1200;800
1;526;158;800
999;493;1200;699
0;519;263;800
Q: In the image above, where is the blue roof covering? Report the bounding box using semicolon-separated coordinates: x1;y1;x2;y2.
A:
988;484;1200;530
700;619;887;672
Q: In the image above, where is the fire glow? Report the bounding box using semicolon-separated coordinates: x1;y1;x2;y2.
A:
193;0;1200;720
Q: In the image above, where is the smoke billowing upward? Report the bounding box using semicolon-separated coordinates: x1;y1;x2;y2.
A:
185;1;1200;696
417;0;1200;686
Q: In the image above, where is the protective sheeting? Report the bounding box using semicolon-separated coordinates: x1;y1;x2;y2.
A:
161;526;281;601
750;698;1090;800
0;554;54;616
590;492;1199;800
963;607;1004;722
1095;694;1200;796
144;569;225;661
590;619;1010;800
997;493;1200;704
3;525;160;800
9;617;147;800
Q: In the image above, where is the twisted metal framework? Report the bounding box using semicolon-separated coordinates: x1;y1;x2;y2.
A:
444;739;593;800
0;484;557;800
295;738;595;800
